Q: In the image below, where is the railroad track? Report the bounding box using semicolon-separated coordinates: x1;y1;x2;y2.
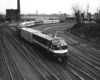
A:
14;23;84;80
32;23;94;80
63;29;100;80
18;22;99;80
40;23;100;80
32;22;69;31
60;34;100;80
7;26;71;80
63;30;100;70
6;23;79;80
0;26;11;80
68;51;100;79
3;25;60;80
0;24;25;80
2;22;100;80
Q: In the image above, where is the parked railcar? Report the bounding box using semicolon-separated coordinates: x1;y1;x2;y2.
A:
43;20;53;24
52;20;59;23
34;20;44;26
20;28;68;62
43;20;59;24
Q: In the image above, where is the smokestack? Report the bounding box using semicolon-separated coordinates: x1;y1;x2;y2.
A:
17;0;20;21
17;0;20;13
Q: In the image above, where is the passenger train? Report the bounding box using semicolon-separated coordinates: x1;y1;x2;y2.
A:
19;20;60;28
18;23;68;62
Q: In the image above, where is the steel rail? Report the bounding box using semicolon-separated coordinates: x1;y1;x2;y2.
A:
3;34;26;80
5;26;60;80
4;29;59;80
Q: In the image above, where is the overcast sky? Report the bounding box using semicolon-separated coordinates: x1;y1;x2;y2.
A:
0;0;100;14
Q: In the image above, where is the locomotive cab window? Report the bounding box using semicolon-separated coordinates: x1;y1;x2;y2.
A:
51;39;68;50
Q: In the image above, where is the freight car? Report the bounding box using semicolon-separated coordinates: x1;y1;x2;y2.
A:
19;27;68;62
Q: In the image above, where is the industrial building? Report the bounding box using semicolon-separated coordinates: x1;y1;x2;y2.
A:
6;0;20;22
6;9;18;21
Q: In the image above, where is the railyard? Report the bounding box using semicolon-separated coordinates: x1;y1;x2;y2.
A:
0;22;100;80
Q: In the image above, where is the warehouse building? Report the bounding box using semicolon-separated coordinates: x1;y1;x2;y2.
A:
6;9;18;21
6;0;20;22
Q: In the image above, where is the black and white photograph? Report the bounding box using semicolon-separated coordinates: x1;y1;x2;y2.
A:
0;0;100;80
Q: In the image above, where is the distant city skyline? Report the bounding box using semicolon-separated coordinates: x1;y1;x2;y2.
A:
0;0;100;15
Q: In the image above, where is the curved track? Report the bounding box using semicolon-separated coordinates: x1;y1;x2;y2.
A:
35;22;100;80
3;25;61;80
0;23;25;80
6;23;75;80
1;22;100;80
